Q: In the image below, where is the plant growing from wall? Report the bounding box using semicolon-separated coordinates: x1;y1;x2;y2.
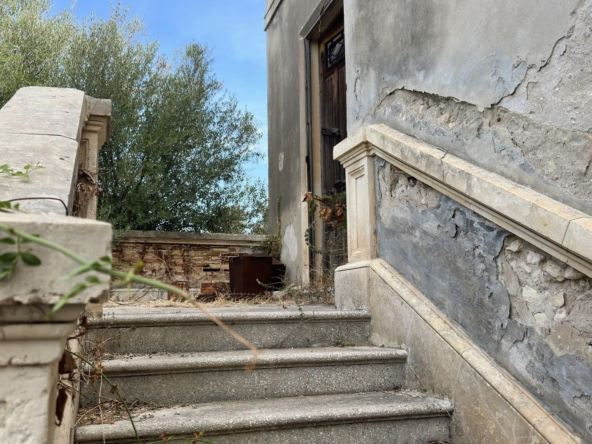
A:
303;191;347;273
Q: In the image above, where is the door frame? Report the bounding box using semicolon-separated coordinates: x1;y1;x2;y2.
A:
300;0;345;281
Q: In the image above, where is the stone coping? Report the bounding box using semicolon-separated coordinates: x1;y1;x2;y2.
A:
334;124;592;277
119;230;268;246
336;259;582;444
0;87;111;215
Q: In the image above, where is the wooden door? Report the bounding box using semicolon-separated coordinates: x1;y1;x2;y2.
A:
320;28;346;196
319;26;347;271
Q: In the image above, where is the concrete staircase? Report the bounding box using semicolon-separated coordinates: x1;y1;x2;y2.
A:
76;306;453;443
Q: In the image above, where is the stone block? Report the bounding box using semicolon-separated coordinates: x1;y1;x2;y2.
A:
82;347;407;407
368;272;414;349
563;217;592;261
0;87;85;141
0;134;79;215
335;262;371;310
441;154;585;245
451;354;546;444
403;310;464;396
0;213;111;307
86;306;371;354
0;321;76;444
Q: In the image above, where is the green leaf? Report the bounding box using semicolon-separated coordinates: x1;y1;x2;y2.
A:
85;276;101;284
20;252;41;266
13;171;31;181
0;237;16;245
0;270;12;281
0;252;19;264
99;255;114;264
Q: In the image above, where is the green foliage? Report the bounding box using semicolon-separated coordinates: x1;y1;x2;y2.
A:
0;233;41;281
0;162;44;181
0;0;74;104
0;201;19;213
0;0;267;234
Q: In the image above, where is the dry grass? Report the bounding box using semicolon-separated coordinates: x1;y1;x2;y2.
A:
76;399;163;427
104;277;336;309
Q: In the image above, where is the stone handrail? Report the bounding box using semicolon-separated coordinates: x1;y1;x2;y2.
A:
334;123;592;278
0;87;112;444
333;124;585;443
0;86;111;217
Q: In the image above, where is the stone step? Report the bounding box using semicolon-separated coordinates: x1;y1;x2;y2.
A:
85;305;371;354
81;346;407;407
76;391;453;444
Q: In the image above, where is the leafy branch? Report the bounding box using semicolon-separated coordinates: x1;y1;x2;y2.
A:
303;192;347;257
0;162;44;181
0;232;41;280
0;201;20;213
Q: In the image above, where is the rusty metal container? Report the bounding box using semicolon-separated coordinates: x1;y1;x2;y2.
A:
229;254;273;296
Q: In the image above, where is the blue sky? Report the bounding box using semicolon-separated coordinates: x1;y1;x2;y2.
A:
51;0;268;184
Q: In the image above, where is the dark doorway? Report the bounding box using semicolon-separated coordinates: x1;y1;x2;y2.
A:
318;18;347;271
320;26;347;196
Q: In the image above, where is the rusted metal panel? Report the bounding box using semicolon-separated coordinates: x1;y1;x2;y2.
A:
229;255;273;296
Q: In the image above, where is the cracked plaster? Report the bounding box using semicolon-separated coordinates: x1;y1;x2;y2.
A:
376;160;592;440
347;0;592;215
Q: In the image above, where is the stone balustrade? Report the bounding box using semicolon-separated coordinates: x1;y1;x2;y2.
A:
0;87;112;444
334;124;588;443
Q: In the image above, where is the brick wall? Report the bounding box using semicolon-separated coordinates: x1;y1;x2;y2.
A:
112;231;267;294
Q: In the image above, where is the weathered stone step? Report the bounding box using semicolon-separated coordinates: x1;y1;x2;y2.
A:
85;305;370;354
76;391;453;444
81;346;407;407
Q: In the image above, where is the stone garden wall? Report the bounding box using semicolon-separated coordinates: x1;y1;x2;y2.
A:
111;231;267;298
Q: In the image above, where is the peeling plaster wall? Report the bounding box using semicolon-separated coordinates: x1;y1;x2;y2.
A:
376;159;592;440
345;0;592;213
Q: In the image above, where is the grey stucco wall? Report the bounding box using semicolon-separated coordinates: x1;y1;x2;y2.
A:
376;158;592;441
266;0;326;279
345;0;592;214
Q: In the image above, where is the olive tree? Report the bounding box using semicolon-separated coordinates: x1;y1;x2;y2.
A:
0;1;267;234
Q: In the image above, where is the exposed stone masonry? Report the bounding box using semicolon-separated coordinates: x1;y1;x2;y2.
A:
111;232;265;294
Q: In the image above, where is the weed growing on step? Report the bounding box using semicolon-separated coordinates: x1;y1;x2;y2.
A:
0;221;260;444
